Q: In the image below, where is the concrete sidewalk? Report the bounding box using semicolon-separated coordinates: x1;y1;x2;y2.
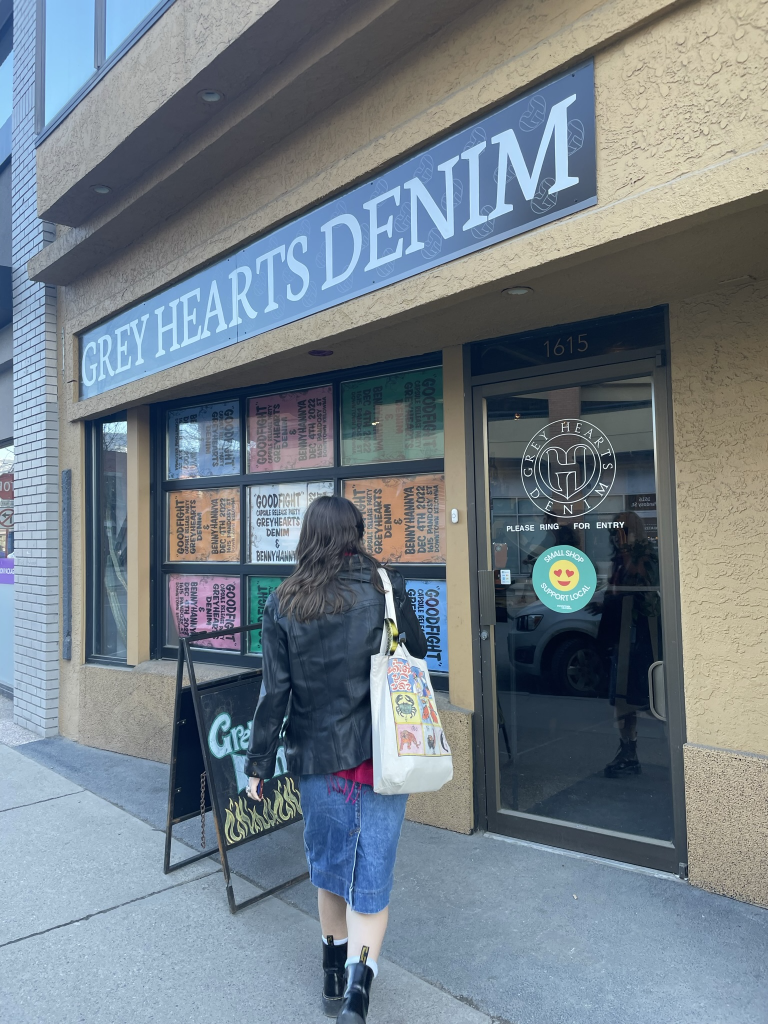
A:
0;741;490;1024
3;734;768;1024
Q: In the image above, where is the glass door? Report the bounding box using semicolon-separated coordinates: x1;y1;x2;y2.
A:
474;361;685;871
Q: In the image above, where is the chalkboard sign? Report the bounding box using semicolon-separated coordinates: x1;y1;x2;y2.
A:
163;624;307;913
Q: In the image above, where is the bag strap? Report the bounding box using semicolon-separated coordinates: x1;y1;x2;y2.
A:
377;568;400;656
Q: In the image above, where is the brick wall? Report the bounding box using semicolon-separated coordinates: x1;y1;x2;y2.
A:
12;0;59;735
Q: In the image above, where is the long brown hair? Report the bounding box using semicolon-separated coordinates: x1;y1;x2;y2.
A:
276;495;382;621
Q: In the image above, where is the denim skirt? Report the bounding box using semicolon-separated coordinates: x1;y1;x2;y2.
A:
299;774;408;914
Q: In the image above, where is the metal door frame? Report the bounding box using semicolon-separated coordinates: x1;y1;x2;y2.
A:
471;355;687;874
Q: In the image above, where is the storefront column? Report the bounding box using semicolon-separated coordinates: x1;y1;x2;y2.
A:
11;0;59;735
443;346;474;711
126;407;150;666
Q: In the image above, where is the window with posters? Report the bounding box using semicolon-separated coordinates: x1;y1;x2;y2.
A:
155;357;449;684
86;418;129;662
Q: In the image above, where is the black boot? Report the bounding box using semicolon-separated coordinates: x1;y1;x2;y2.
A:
604;739;641;778
322;936;348;1018
337;946;374;1024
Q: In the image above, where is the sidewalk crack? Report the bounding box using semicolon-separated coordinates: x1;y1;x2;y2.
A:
0;790;83;815
0;869;220;950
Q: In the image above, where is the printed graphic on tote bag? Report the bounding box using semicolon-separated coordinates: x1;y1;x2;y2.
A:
387;656;452;758
423;725;440;756
397;724;424;755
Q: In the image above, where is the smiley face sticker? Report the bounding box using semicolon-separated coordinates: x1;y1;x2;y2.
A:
548;558;580;592
532;545;597;614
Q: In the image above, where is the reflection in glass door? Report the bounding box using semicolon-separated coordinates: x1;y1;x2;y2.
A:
477;372;682;868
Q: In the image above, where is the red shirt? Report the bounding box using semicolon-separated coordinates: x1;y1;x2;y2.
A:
333;759;374;787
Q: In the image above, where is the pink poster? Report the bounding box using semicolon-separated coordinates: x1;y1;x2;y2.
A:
168;575;240;650
247;386;334;473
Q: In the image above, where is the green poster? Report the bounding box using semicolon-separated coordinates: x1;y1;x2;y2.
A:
247;576;283;653
340;368;443;465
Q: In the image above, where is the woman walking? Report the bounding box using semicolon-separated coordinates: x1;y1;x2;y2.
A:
244;495;428;1023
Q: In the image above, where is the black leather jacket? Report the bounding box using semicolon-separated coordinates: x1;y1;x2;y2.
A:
245;556;428;779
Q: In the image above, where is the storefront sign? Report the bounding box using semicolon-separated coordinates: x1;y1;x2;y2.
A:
532;545;597;614
406;579;448;672
169;488;240;561
247;386;333;473
0;557;13;584
249;481;334;564
522;419;616;518
168;575;240;649
80;63;596;398
167;402;240;480
343;474;445;563
247;576;282;653
341;369;443;465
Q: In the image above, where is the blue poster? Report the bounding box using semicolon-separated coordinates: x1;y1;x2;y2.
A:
405;579;448;673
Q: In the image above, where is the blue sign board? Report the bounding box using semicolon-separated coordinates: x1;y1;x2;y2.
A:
80;62;596;398
406;579;449;673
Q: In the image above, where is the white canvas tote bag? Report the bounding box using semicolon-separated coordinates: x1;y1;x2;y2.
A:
370;569;453;795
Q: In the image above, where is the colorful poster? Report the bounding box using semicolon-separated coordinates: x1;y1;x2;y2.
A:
167;401;240;480
343;474;445;564
341;369;443;465
405;579;448;672
168;488;240;562
168;575;240;649
247;386;334;473
247;576;282;653
249;481;334;564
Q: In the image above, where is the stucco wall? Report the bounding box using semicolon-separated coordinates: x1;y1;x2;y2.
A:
51;0;768;868
670;281;768;756
54;0;768;397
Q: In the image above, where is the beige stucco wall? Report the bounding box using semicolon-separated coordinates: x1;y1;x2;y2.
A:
50;0;768;416
670;281;768;756
670;280;768;903
51;0;768;868
684;744;768;908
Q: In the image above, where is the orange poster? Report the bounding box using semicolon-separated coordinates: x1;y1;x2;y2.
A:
169;487;240;562
343;474;445;564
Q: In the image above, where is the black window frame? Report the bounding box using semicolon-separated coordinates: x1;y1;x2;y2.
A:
152;352;449;686
85;411;129;666
35;0;177;140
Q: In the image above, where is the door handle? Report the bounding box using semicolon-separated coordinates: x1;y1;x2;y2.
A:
477;570;496;626
647;660;666;722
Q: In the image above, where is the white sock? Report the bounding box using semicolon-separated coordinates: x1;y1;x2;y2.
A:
345;955;378;979
322;933;348;945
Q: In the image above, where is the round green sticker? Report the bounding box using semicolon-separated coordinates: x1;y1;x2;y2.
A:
532;545;597;614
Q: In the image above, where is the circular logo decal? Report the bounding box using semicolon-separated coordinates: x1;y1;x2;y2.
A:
532;545;597;614
522;419;616;518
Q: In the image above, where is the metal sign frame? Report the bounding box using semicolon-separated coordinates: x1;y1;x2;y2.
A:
163;622;308;913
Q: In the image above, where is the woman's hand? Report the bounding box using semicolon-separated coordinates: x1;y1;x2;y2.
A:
245;777;264;801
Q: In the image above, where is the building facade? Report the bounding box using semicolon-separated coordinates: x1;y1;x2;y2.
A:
22;0;768;907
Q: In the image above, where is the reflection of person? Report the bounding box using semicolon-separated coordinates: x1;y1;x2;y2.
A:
523;518;584;572
597;512;660;777
244;495;427;1023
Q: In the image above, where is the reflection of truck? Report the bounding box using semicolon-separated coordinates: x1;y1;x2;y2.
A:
507;590;607;697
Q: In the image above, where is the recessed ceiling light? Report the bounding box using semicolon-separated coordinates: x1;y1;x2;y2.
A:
308;349;334;357
91;184;111;194
502;286;533;296
199;89;223;103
